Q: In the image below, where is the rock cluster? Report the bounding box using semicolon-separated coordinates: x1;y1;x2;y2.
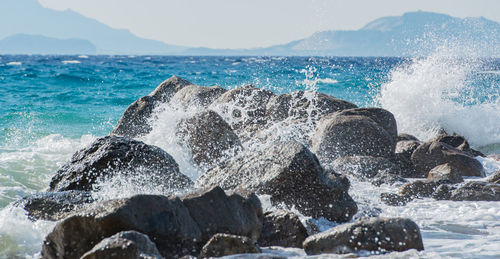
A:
14;76;498;258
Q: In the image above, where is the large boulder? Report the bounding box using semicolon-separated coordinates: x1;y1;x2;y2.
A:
176;110;242;168
411;141;485;178
200;234;260;258
15;190;94;221
211;85;275;138
427;163;464;184
303;218;424;255
180;187;263;242
258;210;308;248
450;182;500;201
80;231;162;259
172;84;227;108
112;76;193;138
48;136;192;193
265;91;357;123
42;186;263;259
432;134;484;157
393;140;421;177
311;112;396;164
335;108;398;142
196;141;357;223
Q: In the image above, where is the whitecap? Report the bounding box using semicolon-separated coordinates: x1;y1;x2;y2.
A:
77;55;89;59
61;60;81;64
6;62;22;66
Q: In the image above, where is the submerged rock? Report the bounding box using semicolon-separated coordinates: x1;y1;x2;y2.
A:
42;186;263;258
48;135;192;193
303;217;424;255
265;91;357;123
196;141;357;222
176;110;242;168
258;210;309;248
311;110;396;164
112;76;193;138
200;234;260;258
411;141;485;178
80;231;162;259
16;190;94;221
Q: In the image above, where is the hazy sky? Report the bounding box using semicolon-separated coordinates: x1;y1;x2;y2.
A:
38;0;500;49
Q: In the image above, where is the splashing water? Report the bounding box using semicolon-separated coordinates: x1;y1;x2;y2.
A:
377;46;500;152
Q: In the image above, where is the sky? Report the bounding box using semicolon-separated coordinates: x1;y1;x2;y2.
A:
38;0;500;49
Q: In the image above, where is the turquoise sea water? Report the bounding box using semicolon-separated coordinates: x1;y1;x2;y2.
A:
0;55;500;258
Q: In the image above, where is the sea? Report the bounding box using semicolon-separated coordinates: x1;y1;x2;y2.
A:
0;52;499;258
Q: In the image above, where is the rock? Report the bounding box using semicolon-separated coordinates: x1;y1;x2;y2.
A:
212;85;275;138
393;140;421;177
380;193;411;206
112;76;193;138
411;141;485;178
15;190;94;221
395;140;421;157
48;136;192;192
450;182;500;201
172;84;227;108
80;231;162;259
196;141;357;222
336;108;398;142
487;170;500;184
311;113;395;163
432;134;484;157
200;234;260;258
427;163;464;184
331;156;400;179
258;210;308;248
180;187;263;242
303;217;424;255
176;110;242;168
432;184;454;200
42;186;263;258
371;171;408;187
265;91;357;122
42;195;201;259
397;133;419;141
398;180;438;199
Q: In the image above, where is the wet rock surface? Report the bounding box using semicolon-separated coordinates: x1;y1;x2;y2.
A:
80;231;162;259
258;210;309;248
48;135;192;193
303;217;424;255
176;110;242;168
331;156;400;179
196;141;357;223
112;76;193;138
201;234;260;258
172;84;227;108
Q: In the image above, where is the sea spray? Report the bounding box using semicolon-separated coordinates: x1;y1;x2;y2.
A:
377;47;500;152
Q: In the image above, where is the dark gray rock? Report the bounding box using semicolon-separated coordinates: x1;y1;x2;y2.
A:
201;234;260;258
335;108;398;142
176;110;242;168
212;85;275;139
180;187;263;242
258;210;308;248
42;195;201;259
196;141;357;223
331;156;400;179
487;170;500;184
432;134;485;157
172;84;227;108
411;141;485;178
42;186;263;259
15;191;94;221
398;180;439;199
80;231;162;259
112;76;193;138
303;217;424;255
450;182;500;201
432;184;454;200
397;133;419;142
393;140;421;177
371;171;408;187
311;113;395;164
380;193;411;206
427;163;464;184
265;91;357;123
48;136;192;193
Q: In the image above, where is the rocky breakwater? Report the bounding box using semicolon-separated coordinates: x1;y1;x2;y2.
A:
9;76;445;257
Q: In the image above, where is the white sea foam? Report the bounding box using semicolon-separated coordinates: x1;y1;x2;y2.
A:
377;47;500;151
61;60;81;64
6;62;22;66
77;55;89;59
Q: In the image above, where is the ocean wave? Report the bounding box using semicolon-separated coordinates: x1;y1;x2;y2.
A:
77;55;89;59
61;60;81;64
6;62;22;66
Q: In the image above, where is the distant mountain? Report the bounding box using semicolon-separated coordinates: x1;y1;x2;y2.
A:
0;0;186;54
187;11;500;57
0;34;96;54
